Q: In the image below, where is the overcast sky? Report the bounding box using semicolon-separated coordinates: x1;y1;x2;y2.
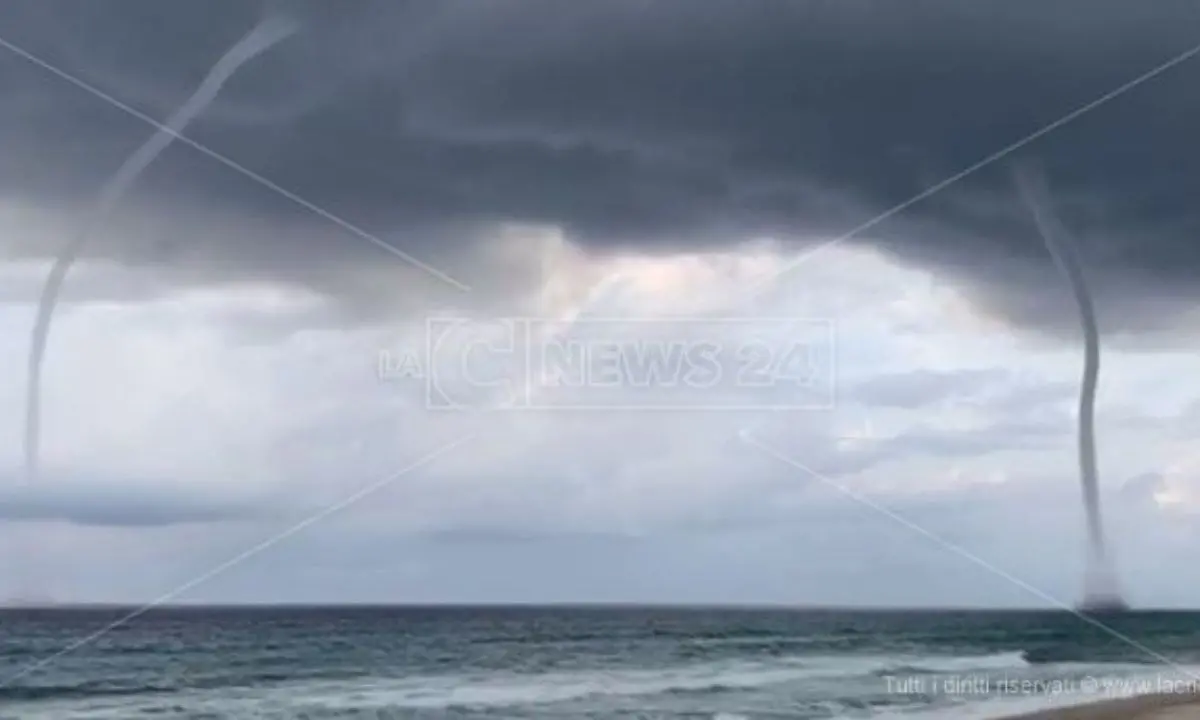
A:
2;0;1199;607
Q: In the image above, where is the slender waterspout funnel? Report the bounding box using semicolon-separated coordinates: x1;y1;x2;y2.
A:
14;12;297;604
1012;161;1127;612
23;15;298;486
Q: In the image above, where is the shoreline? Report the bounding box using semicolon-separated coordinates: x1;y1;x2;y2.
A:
1003;692;1200;719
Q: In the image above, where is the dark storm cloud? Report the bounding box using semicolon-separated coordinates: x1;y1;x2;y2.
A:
3;0;1200;334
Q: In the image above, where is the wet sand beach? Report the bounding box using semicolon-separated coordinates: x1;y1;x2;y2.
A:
1005;692;1200;719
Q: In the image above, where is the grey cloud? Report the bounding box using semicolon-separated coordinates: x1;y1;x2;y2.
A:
175;477;1196;606
981;379;1076;416
848;370;1076;417
834;415;1069;475
1119;472;1167;508
850;368;1009;409
836;370;1074;469
0;261;172;305
3;1;1200;337
0;471;261;526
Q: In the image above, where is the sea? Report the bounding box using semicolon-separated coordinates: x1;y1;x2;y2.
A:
2;607;1200;719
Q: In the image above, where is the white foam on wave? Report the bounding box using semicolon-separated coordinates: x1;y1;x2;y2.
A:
9;652;1032;718
882;651;1031;673
294;652;1031;710
3;658;821;718
15;651;1155;719
297;659;816;709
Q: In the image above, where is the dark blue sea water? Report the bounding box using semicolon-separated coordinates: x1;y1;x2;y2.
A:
2;607;1199;719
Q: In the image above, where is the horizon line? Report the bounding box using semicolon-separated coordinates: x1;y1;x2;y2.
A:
3;600;1197;612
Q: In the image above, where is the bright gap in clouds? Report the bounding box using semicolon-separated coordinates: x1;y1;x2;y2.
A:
1;230;1199;604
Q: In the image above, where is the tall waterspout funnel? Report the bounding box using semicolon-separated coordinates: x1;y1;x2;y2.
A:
23;15;298;487
1012;161;1127;612
15;12;297;604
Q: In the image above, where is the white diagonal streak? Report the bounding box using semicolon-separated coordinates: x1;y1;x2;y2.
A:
0;35;470;293
0;433;476;688
749;39;1200;300
740;431;1200;682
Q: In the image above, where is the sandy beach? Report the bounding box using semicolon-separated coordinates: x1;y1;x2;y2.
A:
1005;692;1200;719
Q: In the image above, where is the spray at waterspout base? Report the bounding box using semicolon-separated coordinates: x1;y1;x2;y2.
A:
1078;475;1127;612
1078;594;1130;613
1080;548;1129;612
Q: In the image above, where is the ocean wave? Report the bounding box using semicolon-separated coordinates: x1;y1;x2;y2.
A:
324;662;816;708
875;651;1030;675
342;653;1034;708
241;654;1032;712
0;651;1035;710
0;681;176;702
1020;645;1168;665
1;662;801;711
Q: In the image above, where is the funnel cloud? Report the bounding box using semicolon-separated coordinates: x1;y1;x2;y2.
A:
1013;161;1125;610
22;15;298;487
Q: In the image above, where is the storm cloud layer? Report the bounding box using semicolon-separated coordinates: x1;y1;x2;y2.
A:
3;0;1200;338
